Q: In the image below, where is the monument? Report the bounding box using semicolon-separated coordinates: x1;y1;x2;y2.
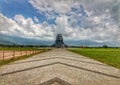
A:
52;34;67;48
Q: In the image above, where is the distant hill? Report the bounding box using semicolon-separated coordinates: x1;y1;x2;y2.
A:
0;33;53;46
65;40;102;47
0;34;15;45
0;39;14;45
0;33;119;47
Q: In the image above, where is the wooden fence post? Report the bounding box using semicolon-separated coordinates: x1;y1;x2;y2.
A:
29;50;30;55
26;50;27;55
3;51;5;60
30;50;31;54
21;51;22;56
13;51;15;59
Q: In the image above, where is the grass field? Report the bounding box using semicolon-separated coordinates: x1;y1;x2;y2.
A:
69;48;120;69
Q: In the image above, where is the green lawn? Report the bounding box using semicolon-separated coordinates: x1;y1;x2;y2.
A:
69;48;120;68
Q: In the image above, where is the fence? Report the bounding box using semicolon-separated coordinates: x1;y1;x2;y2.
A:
0;50;44;60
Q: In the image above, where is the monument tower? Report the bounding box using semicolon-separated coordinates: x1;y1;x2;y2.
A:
52;34;67;48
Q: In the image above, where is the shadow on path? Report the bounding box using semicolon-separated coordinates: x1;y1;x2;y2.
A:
40;77;71;85
1;62;119;79
10;57;107;67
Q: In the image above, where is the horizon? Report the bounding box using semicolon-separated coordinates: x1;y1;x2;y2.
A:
0;0;120;46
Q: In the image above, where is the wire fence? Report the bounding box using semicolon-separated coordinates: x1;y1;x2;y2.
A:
0;49;50;60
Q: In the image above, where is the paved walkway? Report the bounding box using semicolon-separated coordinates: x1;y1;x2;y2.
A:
0;49;120;85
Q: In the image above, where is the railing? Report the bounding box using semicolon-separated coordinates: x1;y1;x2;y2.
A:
0;50;46;60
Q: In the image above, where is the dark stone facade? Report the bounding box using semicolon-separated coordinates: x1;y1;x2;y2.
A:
52;34;67;48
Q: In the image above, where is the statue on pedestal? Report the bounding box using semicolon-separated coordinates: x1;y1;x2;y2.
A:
52;34;67;48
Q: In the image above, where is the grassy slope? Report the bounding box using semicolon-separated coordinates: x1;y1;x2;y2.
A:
69;48;120;68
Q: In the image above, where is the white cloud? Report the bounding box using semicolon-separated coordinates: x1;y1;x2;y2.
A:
29;0;120;25
0;13;53;40
0;0;120;46
29;0;73;14
81;0;120;25
0;13;19;33
1;9;120;43
93;16;101;24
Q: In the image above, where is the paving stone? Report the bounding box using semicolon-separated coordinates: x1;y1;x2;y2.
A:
0;49;120;85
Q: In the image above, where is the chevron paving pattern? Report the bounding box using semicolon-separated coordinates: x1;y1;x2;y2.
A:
0;49;120;85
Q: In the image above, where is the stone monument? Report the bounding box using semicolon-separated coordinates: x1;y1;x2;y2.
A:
52;34;67;48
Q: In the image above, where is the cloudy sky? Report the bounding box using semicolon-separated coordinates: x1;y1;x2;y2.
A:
0;0;120;46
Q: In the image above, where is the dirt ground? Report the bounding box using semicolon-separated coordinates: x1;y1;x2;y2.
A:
0;50;37;60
